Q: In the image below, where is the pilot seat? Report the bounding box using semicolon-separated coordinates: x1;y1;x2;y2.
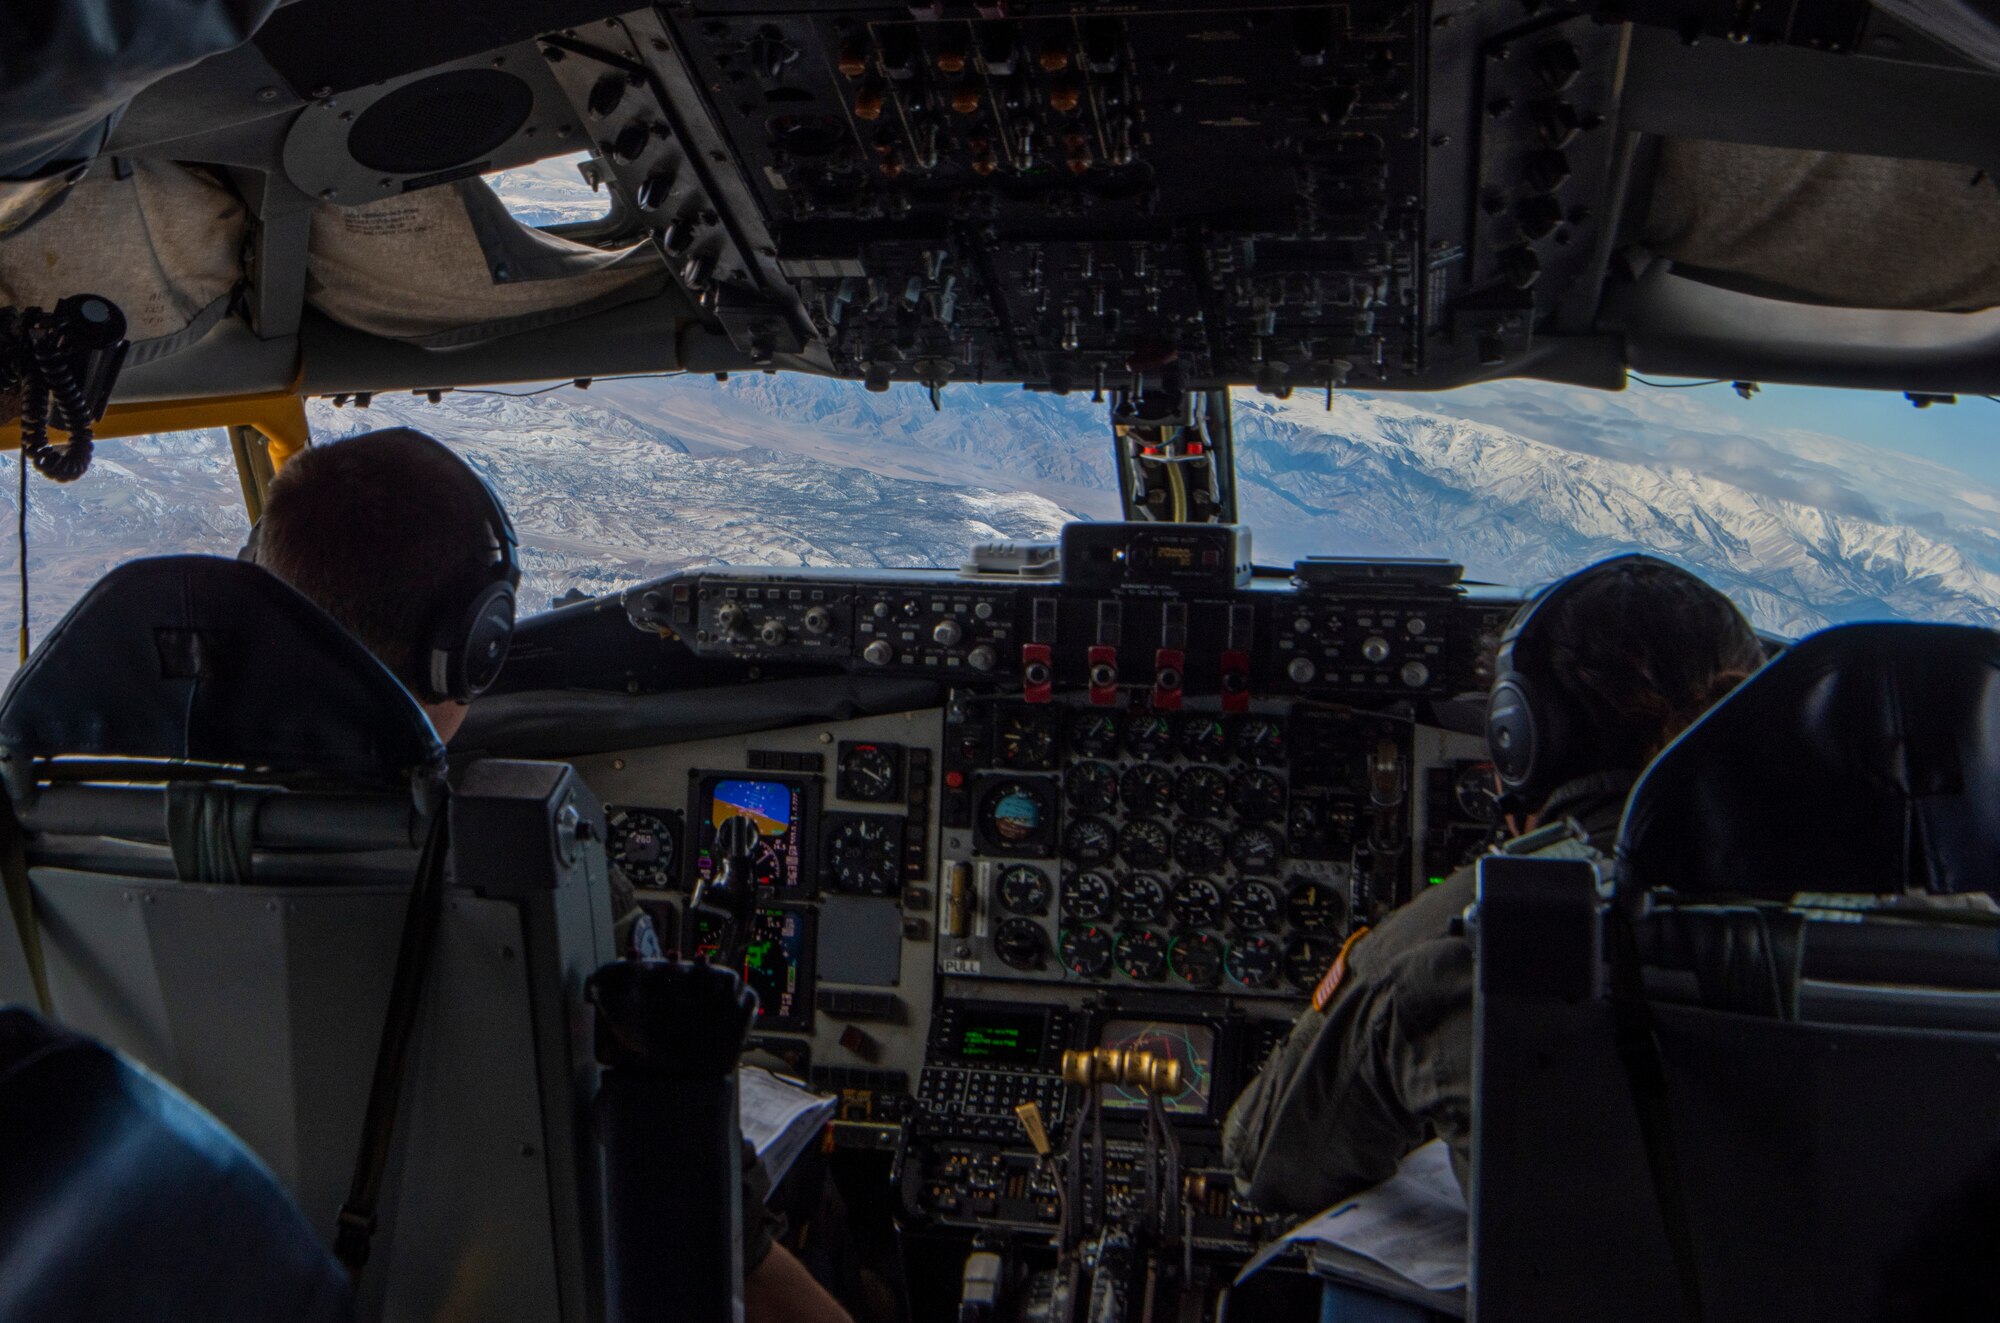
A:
1470;622;2000;1322
0;555;617;1322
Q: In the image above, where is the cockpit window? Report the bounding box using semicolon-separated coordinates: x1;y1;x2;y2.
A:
299;375;2000;638
481;150;616;230
0;428;245;682
2;373;1995;687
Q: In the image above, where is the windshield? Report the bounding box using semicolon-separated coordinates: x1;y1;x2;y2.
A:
0;374;1994;689
299;373;2000;640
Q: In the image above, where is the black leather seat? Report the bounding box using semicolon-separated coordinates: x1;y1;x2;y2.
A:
0;1006;350;1322
1620;621;2000;898
1471;622;2000;1323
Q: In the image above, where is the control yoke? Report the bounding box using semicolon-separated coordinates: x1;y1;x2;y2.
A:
689;813;762;967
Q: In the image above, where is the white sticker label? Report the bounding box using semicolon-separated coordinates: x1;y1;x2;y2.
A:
940;958;982;975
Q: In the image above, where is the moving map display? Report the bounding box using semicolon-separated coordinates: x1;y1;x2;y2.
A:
694;775;812;891
1098;1019;1217;1118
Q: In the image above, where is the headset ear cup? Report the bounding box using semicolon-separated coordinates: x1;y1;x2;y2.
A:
426;578;516;705
459;580;516;699
1487;676;1539;795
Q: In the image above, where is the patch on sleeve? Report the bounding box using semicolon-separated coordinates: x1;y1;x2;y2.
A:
1312;925;1372;1011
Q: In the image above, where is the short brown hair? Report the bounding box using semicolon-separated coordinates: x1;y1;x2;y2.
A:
252;427;499;695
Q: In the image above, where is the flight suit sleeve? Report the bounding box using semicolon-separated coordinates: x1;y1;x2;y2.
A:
1222;867;1479;1213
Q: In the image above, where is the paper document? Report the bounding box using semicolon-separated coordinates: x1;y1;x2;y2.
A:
738;1066;837;1191
1237;1139;1469;1293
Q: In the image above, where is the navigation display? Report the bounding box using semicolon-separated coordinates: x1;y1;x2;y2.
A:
693;774;814;892
946;1007;1048;1068
692;906;816;1032
1098;1019;1217;1118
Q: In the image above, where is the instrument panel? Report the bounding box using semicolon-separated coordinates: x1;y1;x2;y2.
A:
568;555;1497;1274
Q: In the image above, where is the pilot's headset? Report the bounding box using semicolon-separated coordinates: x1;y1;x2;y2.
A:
240;430;521;704
1485;553;1690;812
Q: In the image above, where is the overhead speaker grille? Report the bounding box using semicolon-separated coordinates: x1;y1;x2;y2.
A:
346;68;534;176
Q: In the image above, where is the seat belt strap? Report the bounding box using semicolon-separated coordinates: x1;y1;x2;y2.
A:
334;807;451;1277
0;797;50;1014
1609;910;1706;1323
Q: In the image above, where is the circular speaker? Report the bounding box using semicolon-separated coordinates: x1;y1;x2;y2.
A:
347;68;533;176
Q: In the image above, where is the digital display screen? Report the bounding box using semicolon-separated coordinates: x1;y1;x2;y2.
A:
694;775;812;892
1099;1019;1217;1118
948;1008;1048;1067
692;906;815;1031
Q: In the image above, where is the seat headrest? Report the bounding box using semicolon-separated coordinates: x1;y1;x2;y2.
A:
1619;622;2000;898
0;555;444;784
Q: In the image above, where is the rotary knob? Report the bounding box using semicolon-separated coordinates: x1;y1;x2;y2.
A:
862;638;894;666
1287;656;1317;684
968;644;998;673
714;602;747;634
758;619;788;647
1401;660;1431;689
803;606;832;635
1361;635;1391;664
933;618;965;647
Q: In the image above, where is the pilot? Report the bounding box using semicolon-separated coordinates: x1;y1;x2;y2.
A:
248;426;854;1323
1223;554;1764;1212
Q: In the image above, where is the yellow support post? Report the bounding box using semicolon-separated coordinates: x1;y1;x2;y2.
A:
0;388;311;465
0;387;311;520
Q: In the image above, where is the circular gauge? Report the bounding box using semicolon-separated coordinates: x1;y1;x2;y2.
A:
978;779;1056;855
1175;766;1229;819
1229;825;1285;875
1177;714;1229;762
1227;935;1282;989
1064;815;1117;865
1069;710;1123;758
1285;877;1346;933
1066;760;1119;814
1170;932;1224;987
1234;717;1288;767
995;918;1050;971
1455;762;1500;823
1226;880;1281;932
998;864;1053;915
824;815;902;894
1115;872;1167;923
836;742;900;802
1118;818;1172;869
1175;821;1227;873
1115;929;1168;981
1062;871;1115;922
1120;764;1175;816
1124;714;1173;758
1231;770;1286;823
606;808;678;887
1170;877;1223;928
1060;925;1113;977
998;708;1061;769
1285;935;1342;991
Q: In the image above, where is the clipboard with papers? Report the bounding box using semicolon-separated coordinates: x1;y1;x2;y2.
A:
1236;1139;1469;1318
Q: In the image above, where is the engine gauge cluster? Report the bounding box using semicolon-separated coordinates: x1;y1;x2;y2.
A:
942;695;1389;995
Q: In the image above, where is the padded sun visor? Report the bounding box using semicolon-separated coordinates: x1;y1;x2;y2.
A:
1640;139;2000;312
0;162;246;364
0;556;444;784
1618;623;2000;899
305;178;670;348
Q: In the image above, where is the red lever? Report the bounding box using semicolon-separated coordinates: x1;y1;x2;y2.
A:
1087;645;1119;706
1023;643;1053;704
1220;650;1251;713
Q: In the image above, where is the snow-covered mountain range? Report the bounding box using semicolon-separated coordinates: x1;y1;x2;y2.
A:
0;368;1997;683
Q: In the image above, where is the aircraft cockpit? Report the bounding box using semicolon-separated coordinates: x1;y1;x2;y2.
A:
5;3;2000;1322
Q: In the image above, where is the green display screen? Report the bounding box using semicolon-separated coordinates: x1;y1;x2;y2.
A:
950;1009;1046;1066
